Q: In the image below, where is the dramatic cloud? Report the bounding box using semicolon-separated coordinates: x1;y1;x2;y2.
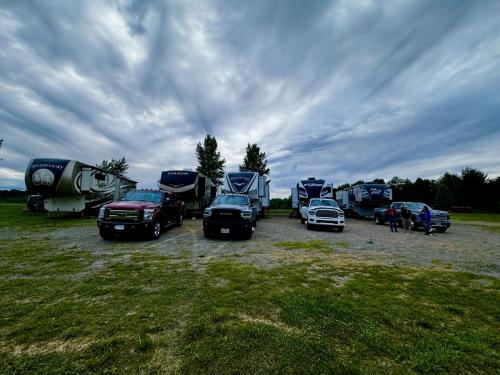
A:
1;0;499;196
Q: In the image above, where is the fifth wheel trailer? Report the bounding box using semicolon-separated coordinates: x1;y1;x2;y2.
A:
25;158;137;213
221;171;270;216
335;183;392;219
291;177;334;220
158;170;216;214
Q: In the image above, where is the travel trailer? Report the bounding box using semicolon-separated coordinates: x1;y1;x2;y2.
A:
25;158;136;213
335;183;392;218
159;170;216;214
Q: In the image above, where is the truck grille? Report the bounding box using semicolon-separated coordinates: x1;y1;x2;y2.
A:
212;209;241;221
107;209;139;221
316;209;338;218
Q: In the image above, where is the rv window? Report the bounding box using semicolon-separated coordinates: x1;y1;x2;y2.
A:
95;173;105;181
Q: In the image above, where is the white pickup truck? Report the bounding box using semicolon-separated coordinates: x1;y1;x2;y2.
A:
300;198;345;232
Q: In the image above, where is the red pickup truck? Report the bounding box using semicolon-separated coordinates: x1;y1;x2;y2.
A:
97;189;185;240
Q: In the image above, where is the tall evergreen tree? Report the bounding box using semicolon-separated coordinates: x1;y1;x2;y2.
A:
239;143;270;175
196;134;225;185
0;139;3;161
96;157;129;176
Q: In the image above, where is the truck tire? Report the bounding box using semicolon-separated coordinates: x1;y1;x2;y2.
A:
176;212;183;227
203;228;211;238
301;217;306;224
99;228;113;241
243;227;253;240
306;223;313;230
337;227;344;232
149;220;161;240
436;227;447;233
375;216;384;225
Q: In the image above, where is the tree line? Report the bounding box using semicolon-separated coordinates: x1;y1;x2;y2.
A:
269;167;500;212
95;135;269;186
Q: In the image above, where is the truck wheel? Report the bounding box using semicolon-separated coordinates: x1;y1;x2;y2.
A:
301;217;306;224
203;228;211;238
375;216;384;225
176;213;183;227
337;227;344;232
306;223;313;230
149;220;161;240
243;228;253;240
436;227;447;233
99;228;113;241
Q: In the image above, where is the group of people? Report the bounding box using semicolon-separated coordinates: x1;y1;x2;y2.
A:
387;205;433;235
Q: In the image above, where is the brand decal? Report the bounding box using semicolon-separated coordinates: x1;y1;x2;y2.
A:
32;169;55;186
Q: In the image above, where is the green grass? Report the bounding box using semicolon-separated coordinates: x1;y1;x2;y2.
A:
451;212;500;223
0;202;95;232
1;206;499;373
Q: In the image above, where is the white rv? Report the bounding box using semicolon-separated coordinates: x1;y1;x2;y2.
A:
25;158;137;213
159;170;216;214
221;171;270;216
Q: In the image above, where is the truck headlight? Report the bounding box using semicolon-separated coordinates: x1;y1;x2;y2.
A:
241;210;252;219
204;208;212;218
143;209;155;221
98;207;106;219
339;210;344;217
308;210;316;216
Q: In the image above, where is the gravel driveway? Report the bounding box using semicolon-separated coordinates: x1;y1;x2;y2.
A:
6;216;495;277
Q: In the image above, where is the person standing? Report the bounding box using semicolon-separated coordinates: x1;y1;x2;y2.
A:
387;206;398;232
401;205;412;232
419;206;432;235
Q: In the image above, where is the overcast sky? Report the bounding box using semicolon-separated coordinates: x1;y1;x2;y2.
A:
1;0;499;197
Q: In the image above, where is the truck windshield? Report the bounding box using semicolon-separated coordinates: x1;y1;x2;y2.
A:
122;191;162;203
310;199;339;207
406;202;429;211
213;195;248;206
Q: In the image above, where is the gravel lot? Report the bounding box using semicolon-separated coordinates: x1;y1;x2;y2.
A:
5;216;497;277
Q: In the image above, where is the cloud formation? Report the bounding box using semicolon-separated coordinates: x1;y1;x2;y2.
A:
1;0;499;197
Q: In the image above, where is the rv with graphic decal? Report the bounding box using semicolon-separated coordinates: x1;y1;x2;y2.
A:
25;158;137;213
291;178;334;223
221;171;270;217
335;183;392;219
159;170;216;215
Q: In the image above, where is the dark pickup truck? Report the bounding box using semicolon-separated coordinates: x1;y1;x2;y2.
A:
203;194;257;239
97;189;185;240
374;201;451;233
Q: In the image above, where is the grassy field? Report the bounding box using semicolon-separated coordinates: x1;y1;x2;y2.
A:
0;203;499;373
451;212;500;223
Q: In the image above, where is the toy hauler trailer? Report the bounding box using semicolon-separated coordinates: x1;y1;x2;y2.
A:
159;170;216;214
221;171;270;216
25;158;137;213
335;183;392;219
291;177;334;220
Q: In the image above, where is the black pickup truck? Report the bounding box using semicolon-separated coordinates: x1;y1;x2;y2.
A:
203;194;257;239
374;201;451;232
97;189;185;240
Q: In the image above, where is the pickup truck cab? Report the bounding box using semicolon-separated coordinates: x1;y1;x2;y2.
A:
203;194;257;239
374;202;451;232
97;189;185;240
302;198;345;232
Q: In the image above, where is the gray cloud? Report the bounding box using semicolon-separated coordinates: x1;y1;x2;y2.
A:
1;0;499;196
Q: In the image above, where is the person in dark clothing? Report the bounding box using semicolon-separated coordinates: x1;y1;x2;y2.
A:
401;205;412;232
387;206;398;232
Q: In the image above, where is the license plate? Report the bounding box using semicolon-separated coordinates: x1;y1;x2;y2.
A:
221;228;230;234
115;224;125;230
